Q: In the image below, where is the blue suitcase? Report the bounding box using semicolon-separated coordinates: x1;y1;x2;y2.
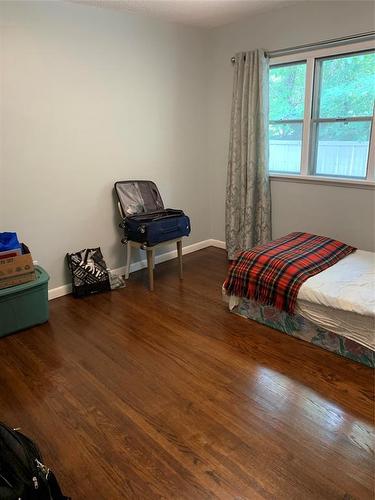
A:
115;181;191;247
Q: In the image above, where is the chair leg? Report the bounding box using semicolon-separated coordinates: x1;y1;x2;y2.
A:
177;240;183;280
125;242;131;279
146;248;154;291
152;250;155;269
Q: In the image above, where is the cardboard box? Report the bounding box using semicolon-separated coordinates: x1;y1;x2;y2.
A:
0;244;36;290
0;272;36;290
0;248;22;259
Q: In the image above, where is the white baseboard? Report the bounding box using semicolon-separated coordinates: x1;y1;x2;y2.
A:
48;239;226;300
208;239;226;249
48;283;72;300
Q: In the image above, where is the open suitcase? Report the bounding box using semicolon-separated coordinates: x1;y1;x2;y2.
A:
115;181;191;247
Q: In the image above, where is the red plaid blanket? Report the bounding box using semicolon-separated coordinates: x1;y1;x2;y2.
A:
223;232;356;314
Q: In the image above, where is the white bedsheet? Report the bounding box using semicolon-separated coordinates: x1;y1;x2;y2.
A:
298;250;375;317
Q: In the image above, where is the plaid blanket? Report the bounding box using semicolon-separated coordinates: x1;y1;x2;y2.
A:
223;232;356;314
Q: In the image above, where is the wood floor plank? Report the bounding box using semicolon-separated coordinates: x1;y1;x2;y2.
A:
0;247;373;499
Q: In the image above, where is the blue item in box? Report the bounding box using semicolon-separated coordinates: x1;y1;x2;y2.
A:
0;232;21;253
0;266;49;338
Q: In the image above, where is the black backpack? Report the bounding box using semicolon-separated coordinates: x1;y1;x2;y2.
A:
0;422;70;499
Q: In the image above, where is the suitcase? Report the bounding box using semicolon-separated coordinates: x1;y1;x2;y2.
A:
114;181;191;247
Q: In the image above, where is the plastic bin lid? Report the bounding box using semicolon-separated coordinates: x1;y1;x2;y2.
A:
0;266;50;297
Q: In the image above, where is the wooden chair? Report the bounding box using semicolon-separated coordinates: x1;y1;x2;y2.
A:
118;202;183;291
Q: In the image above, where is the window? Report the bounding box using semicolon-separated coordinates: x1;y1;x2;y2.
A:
269;62;306;174
268;42;375;184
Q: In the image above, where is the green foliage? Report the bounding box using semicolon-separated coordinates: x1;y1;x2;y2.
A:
319;52;375;119
269;51;375;141
269;63;306;121
317;121;371;142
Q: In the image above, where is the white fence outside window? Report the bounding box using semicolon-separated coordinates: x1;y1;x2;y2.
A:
269;140;369;177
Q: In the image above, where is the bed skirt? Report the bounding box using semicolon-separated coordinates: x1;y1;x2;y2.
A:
231;298;374;368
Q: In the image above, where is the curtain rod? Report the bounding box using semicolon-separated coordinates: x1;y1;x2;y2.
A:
230;31;375;63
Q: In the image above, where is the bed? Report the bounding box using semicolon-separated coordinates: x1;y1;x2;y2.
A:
223;234;375;367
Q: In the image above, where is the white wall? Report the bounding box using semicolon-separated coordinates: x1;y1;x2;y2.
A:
207;1;375;251
0;1;210;288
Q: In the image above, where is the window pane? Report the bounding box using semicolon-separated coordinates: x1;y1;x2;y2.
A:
315;121;371;178
269;63;306;120
318;52;375;118
269;123;303;173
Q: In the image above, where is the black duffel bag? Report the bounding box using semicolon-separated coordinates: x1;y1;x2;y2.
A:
0;422;70;499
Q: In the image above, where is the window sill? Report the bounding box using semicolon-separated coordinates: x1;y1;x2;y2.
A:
269;174;375;190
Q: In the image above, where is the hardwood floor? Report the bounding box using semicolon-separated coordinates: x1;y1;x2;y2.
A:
0;247;373;499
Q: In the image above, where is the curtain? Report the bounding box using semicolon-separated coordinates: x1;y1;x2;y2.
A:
225;49;272;260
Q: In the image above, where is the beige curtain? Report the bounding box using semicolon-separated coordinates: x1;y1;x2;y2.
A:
225;49;272;260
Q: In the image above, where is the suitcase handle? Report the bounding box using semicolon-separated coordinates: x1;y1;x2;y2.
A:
161;225;179;234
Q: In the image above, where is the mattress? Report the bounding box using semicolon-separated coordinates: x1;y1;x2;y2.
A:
298;250;375;317
296;300;374;350
224;250;375;351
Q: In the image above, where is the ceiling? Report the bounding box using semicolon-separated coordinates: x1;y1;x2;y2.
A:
72;0;299;28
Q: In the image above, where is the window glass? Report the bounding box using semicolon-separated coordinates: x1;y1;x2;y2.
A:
269;63;306;121
318;52;375;119
269;123;303;174
315;121;371;178
269;62;306;173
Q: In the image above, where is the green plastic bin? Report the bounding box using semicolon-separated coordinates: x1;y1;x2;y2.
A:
0;266;49;338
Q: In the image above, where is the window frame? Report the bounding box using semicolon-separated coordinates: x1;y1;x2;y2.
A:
269;40;375;188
